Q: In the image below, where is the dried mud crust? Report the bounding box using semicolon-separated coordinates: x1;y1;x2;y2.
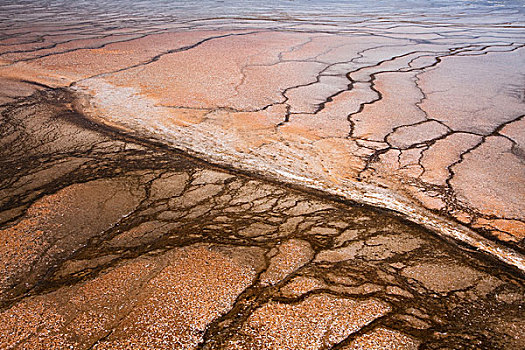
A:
0;89;523;349
0;7;524;269
53;31;525;259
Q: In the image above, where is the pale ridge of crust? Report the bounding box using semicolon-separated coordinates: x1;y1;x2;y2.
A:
72;84;525;272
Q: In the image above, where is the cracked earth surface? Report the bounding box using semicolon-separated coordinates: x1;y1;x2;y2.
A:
0;1;524;349
1;1;523;268
0;87;523;350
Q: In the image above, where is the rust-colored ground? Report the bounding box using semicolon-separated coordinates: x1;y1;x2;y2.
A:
0;1;524;348
0;88;523;349
2;26;523;267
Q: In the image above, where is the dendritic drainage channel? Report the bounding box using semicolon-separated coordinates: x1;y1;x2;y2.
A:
0;86;523;349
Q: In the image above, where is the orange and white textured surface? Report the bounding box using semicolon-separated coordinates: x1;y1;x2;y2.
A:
0;1;524;348
5;27;521;266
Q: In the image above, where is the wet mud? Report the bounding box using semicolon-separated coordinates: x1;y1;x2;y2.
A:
0;88;523;349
